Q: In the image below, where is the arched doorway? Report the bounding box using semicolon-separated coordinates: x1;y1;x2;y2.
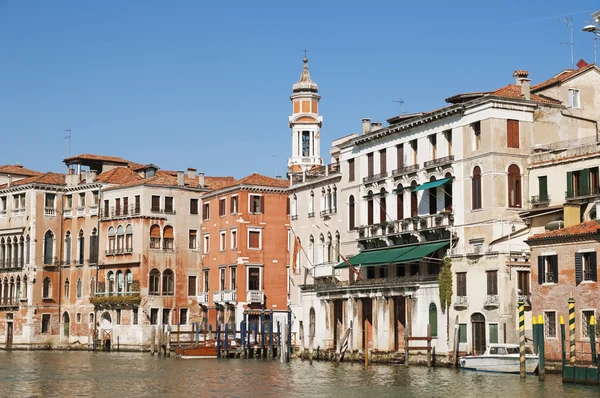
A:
101;312;113;351
471;312;486;355
62;312;70;342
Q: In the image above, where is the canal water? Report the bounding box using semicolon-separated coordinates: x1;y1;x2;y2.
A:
0;351;598;397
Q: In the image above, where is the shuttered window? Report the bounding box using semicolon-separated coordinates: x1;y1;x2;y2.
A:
151;195;160;212
486;270;498;295
508;165;522;208
538;176;548;201
348;159;355;182
538;255;558;284
507;119;519;148
367;194;374;225
348;195;355;230
397;144;404;169
219;198;226;216
576;252;597;285
396;186;404;220
456;272;467;296
190;198;199;215
379;149;387;174
249;230;261;249
367;153;374;177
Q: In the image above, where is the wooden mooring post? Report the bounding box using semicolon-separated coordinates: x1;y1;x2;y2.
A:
426;324;431;368
150;326;156;356
537;314;545;381
166;326;171;357
364;319;369;370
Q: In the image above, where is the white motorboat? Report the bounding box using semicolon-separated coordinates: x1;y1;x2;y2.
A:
460;344;539;374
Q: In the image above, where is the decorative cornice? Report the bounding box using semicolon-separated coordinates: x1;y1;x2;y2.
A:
201;184;288;200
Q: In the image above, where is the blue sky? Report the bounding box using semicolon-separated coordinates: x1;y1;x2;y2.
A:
1;1;598;178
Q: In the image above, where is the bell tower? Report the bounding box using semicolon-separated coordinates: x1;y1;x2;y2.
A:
288;56;324;173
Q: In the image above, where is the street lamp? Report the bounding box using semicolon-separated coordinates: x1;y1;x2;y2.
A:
582;24;600;64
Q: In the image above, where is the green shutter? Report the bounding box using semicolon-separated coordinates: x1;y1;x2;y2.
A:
489;324;499;344
591;252;598;282
552;255;559;283
575;253;583;285
581;168;590;196
538;256;544;284
538;176;548;201
459;324;467;343
567;171;574;198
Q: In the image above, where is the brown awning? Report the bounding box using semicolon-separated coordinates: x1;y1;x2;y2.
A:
150;225;160;238
163;226;174;239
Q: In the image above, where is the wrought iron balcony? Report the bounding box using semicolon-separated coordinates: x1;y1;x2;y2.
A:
363;171;388;184
197;292;209;304
392;164;419;177
530;194;550;206
484;294;500;309
246;290;264;304
453;296;468;310
300;274;438;293
423;155;455;169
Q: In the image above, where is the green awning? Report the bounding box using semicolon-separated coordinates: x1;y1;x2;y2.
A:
412;177;452;192
335;241;449;269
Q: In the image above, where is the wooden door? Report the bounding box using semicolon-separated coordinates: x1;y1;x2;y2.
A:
471;313;486;355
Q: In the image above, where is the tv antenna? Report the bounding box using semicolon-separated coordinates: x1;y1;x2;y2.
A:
559;16;574;69
392;99;405;114
65;129;72;158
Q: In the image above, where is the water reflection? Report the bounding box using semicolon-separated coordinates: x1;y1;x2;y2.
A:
0;351;597;398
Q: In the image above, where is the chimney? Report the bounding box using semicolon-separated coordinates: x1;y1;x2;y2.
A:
564;203;582;228
187;167;196;179
275;175;282;179
361;118;371;135
371;122;382;132
7;175;11;188
87;170;97;183
198;172;205;188
513;70;530;100
177;171;185;187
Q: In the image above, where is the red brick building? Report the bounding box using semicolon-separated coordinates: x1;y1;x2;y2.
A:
198;173;290;331
526;219;600;361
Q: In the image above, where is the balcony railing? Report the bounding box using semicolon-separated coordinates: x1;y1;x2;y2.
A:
363;171;388;184
392;164;419;177
12;208;25;217
90;205;99;216
213;291;223;304
300;274;438;293
453;296;468;309
308;212;315;218
320;208;337;218
566;186;600;200
423;155;455;169
64;208;72;218
197;292;209;304
484;294;500;309
530;194;550;206
357;212;454;240
44;207;56;217
105;248;134;256
103;205;142;219
164;208;176;215
217;290;236;303
246;290;264;304
76;206;85;217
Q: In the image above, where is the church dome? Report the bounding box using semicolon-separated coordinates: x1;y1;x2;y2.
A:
292;58;319;93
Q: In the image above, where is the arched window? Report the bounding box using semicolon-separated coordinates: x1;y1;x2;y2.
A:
396;184;404;220
116;270;124;294
309;191;315;216
326;232;333;262
379;188;387;224
0;238;4;268
107;271;115;294
162;269;174;295
90;277;96;296
6;237;11;267
292;194;298;217
429;303;438;338
64;278;70;298
309;235;315;264
149;268;160;295
89;228;98;264
64;231;72;265
444;172;453;211
42;277;52;299
335;231;341;262
78;230;85;265
332;186;338;213
108;226;116;252
9;277;14;303
125;270;132;292
116;226;125;251
367;191;374;225
150;225;161;249
18;236;24;268
318;234;325;264
163;226;174;249
125;224;133;251
410;181;418;217
508;164;522;208
44;231;54;265
25;235;30;265
22;276;28;300
16;276;21;301
348;195;356;230
429;176;437;215
76;278;82;298
472;166;482;210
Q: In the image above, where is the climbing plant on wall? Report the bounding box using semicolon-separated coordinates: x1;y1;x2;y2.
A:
438;256;453;314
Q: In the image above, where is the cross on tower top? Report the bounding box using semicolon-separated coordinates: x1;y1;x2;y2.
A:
303;48;308;58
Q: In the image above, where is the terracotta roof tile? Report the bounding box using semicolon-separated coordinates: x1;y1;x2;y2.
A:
0;164;42;177
96;167;143;185
64;153;132;165
490;84;561;104
218;173;290;190
0;172;66;189
204;176;236;190
531;63;597;92
528;220;600;241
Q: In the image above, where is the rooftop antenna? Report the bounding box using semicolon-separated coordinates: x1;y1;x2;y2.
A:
559;16;574;69
392;99;405;114
65;128;72;158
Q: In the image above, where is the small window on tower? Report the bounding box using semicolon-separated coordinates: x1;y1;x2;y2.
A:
302;131;311;157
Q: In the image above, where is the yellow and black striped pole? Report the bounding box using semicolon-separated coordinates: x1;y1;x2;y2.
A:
532;316;538;354
560;315;567;368
519;298;526;378
568;294;576;363
590;316;597;365
537;314;545;380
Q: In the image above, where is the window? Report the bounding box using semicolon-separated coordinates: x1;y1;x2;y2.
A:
203;234;210;254
367;191;374;225
429;134;437;159
508;165;522;208
188;276;197;296
42;277;52;298
124;225;132;251
65;231;72;265
302;131;311;156
76;313;81;323
486;270;498;295
544;311;557;338
230;229;237;249
64;278;70;298
396;144;404;169
582;310;596;338
179;308;188;325
219;268;226;291
445;130;452;156
45;193;56;209
189;230;198;249
456;272;467;296
348;195;355;230
190;198;199;215
44;230;54;265
250;195;263;213
507;119;519;148
66;195;73;210
489;324;499;344
364;152;374;178
150;308;159;325
428;177;436;215
538;176;548;202
219;198;226;216
220;231;226;251
163;226;174;250
538;255;558;284
410;181;418;217
116;270;124;293
162;269;174;295
576;252;597;284
379;149;387;174
568;88;580;108
165;197;174;214
203;202;210;220
458;324;467;343
348;159;355;182
107;271;115;293
429;303;438;338
151;195;160;212
203;270;209;292
125;270;132;292
116;309;122;325
164;309;172;325
248;229;261;249
230;195;238;214
472;121;481;150
308;191;315;216
230;267;237;290
149;269;160;295
76;279;82;298
248;267;261;291
42;314;51;333
108;226;116;253
410;140;417;164
150;225;161;249
78;230;85;265
472;166;482;210
517;271;530;296
133;308;139;325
